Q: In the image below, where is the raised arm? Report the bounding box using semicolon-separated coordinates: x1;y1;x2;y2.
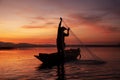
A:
59;17;62;28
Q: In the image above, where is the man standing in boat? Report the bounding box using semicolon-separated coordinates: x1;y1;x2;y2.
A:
56;17;70;80
57;17;70;55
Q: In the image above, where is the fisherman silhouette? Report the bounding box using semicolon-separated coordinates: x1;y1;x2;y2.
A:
56;17;70;80
57;17;70;55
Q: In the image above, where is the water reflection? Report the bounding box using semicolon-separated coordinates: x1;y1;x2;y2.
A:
37;63;54;69
37;62;66;80
56;62;66;80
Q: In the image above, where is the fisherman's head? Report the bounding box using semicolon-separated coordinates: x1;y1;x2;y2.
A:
61;26;67;31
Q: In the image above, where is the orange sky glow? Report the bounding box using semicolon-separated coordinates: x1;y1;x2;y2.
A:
0;0;120;44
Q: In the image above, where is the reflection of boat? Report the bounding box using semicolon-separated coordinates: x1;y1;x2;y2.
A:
34;48;80;64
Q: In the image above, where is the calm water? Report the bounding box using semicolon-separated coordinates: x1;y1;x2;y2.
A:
0;47;120;80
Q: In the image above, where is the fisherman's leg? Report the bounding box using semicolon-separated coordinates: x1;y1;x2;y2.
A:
57;64;60;76
57;48;62;76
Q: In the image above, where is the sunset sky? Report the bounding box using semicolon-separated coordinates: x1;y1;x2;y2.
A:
0;0;120;44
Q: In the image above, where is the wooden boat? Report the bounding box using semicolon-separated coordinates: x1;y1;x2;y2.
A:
34;48;80;64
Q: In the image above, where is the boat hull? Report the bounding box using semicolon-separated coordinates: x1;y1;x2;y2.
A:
34;48;80;64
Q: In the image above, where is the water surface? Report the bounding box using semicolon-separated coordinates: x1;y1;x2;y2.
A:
0;47;120;80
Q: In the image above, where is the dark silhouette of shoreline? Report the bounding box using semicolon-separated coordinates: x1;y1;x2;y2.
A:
0;41;120;50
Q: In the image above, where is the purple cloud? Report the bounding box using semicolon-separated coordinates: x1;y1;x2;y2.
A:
67;11;120;32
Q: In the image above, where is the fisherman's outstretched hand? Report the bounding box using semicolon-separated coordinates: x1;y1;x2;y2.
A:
60;17;62;21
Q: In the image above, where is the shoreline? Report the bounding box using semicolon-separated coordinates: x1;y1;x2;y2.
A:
0;45;120;50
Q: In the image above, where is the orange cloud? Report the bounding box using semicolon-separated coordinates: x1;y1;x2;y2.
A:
21;16;58;29
22;25;44;29
31;16;45;20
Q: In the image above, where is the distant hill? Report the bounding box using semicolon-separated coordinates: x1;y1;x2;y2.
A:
0;41;120;50
0;42;15;47
0;41;56;50
0;42;15;50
